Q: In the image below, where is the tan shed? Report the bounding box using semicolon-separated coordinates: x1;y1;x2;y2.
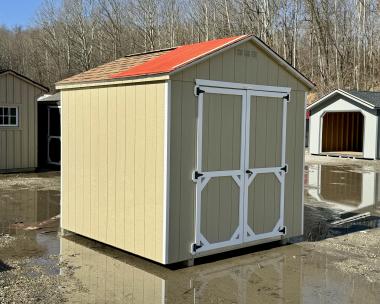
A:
57;35;315;265
0;70;48;172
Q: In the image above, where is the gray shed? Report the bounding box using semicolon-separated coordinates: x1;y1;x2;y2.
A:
0;70;48;172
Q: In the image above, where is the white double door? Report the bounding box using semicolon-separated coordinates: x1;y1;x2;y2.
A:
192;81;290;254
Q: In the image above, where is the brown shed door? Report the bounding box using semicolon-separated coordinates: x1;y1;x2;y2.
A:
322;112;364;153
192;82;289;254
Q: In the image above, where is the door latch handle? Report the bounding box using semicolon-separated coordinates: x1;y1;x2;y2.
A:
192;171;204;181
192;243;203;253
280;164;288;173
246;169;253;175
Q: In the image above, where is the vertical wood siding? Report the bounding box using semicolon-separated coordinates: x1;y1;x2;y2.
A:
0;73;45;171
168;40;308;262
61;82;166;263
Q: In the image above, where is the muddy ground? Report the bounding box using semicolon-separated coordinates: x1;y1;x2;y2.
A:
1;156;380;303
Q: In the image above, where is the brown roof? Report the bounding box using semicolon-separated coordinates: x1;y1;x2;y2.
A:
57;48;173;85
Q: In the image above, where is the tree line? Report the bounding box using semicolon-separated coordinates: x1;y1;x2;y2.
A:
0;0;379;99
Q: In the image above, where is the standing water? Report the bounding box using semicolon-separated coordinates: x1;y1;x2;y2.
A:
304;164;380;241
0;168;379;303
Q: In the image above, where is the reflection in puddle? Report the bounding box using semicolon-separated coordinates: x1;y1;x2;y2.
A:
0;189;60;234
304;164;380;240
1;170;380;303
60;235;380;303
0;188;60;261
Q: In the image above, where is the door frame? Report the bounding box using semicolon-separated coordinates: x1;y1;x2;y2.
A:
47;105;61;165
192;79;291;254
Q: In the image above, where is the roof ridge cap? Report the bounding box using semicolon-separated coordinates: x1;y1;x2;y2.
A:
124;47;176;58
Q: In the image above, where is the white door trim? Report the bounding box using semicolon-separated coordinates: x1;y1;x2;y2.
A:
47;105;61;165
192;80;290;254
196;79;291;95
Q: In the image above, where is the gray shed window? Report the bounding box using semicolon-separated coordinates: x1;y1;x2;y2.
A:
0;106;18;126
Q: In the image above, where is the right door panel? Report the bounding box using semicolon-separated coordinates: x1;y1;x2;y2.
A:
244;95;286;242
248;96;283;168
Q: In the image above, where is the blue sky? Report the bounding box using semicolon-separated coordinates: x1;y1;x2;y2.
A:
0;0;44;29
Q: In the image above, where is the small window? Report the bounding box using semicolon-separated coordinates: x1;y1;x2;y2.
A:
0;106;18;127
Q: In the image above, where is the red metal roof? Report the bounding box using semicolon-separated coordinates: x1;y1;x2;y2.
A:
112;35;248;79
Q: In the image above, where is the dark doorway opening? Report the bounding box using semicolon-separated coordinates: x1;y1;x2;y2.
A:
38;100;61;169
322;112;364;154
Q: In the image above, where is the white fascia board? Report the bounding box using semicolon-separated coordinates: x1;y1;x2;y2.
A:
196;79;291;94
307;89;376;111
56;75;170;90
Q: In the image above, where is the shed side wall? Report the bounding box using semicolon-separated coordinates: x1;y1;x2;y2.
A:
168;40;307;263
61;81;166;263
0;73;44;171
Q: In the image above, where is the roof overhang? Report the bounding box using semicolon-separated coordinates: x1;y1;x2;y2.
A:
56;74;170;90
307;89;376;111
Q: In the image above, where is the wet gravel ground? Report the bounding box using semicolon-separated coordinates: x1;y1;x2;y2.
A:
0;171;84;304
0;171;60;192
1;157;380;303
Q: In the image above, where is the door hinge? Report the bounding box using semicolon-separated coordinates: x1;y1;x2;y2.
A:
192;242;203;253
195;87;205;96
279;226;287;234
281;164;288;173
192;170;204;181
284;94;290;101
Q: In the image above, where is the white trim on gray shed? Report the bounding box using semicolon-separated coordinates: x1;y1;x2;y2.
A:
307;89;380;159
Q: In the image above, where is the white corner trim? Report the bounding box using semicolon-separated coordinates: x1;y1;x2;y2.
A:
60;94;63;231
162;80;171;264
307;89;376;111
196;79;291;94
301;92;307;235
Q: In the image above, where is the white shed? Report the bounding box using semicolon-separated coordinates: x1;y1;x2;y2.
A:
307;89;380;159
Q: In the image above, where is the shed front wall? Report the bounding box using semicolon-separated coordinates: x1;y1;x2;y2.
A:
309;97;378;159
61;81;166;263
0;73;44;171
168;40;308;263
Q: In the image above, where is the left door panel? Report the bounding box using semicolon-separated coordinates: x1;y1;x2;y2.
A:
193;88;246;253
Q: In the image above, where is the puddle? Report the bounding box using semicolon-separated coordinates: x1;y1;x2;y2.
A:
304;164;380;241
59;234;379;303
1;170;380;303
0;189;60;235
